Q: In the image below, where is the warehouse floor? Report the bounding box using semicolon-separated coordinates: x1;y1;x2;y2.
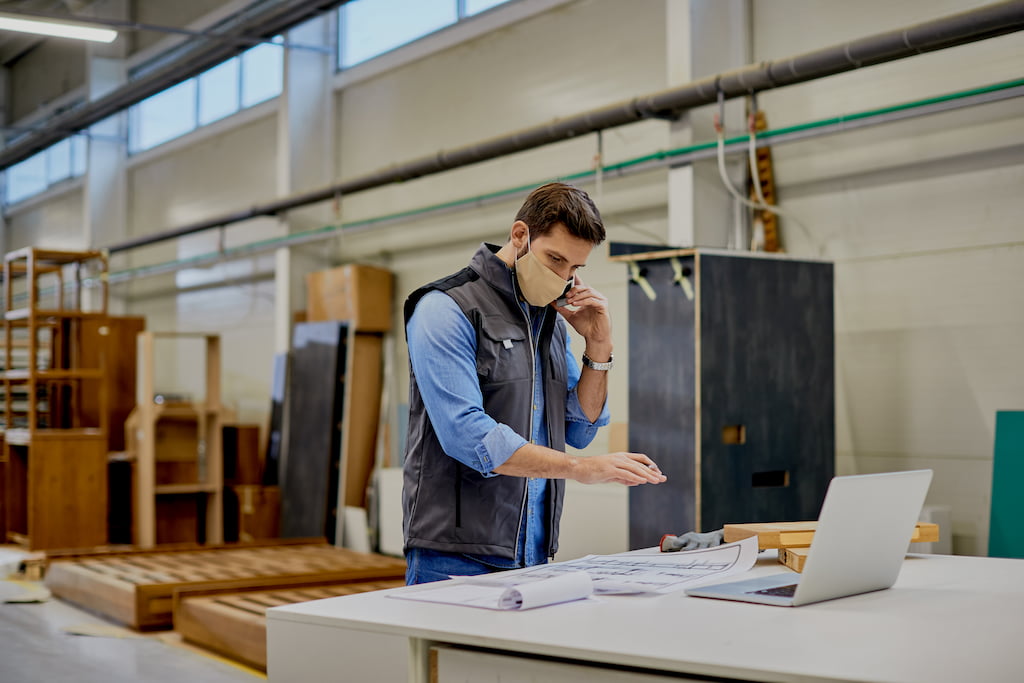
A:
0;552;262;682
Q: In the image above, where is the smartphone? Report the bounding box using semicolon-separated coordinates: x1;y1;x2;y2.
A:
555;276;577;309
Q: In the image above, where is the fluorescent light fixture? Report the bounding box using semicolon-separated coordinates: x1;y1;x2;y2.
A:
0;14;117;43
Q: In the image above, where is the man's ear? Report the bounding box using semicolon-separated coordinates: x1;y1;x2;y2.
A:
509;220;530;250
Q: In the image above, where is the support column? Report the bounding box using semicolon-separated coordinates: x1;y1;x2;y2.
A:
0;67;8;259
274;15;336;353
666;0;751;248
84;0;130;314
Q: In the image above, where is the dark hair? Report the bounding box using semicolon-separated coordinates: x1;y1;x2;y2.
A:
514;182;605;244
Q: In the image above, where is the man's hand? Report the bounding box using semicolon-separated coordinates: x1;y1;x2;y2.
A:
570;452;667;486
553;275;612;355
659;530;725;552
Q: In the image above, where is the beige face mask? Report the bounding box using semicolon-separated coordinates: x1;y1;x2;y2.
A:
514;232;572;307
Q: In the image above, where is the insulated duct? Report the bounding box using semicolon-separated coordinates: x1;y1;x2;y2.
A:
105;0;1024;254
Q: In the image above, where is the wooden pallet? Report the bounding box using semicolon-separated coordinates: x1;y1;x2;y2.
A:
45;542;406;629
176;579;405;670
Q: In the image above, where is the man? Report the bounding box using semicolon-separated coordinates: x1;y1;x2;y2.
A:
402;182;666;585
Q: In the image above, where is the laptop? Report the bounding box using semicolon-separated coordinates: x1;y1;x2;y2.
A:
685;470;933;607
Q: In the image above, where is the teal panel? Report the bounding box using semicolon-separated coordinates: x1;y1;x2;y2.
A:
989;411;1024;558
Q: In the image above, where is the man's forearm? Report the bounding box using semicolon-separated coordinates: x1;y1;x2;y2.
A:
576;342;611;422
493;442;580;479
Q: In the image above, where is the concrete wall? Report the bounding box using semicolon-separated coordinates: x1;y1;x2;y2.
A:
3;0;1022;556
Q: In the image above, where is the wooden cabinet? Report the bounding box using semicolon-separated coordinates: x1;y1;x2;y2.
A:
612;247;835;548
1;248;110;550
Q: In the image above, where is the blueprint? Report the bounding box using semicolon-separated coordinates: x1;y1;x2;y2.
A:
484;535;760;595
391;536;760;610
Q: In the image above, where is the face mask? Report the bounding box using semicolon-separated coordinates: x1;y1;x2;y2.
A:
514;232;572;307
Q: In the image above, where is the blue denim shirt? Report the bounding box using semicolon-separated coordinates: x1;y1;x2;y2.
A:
407;289;610;567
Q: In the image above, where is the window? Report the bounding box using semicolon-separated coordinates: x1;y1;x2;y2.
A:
241;41;284;107
465;0;512;15
3;135;89;206
129;39;283;153
130;79;198;152
198;58;240;126
46;138;72;184
71;135;88;177
339;0;514;69
5;153;46;205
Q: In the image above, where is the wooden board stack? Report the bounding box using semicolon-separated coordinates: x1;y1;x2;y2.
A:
723;521;940;572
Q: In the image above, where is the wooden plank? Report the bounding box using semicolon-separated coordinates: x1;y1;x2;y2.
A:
175;579;405;670
340;332;383;509
45;543;405;629
727;521;941;550
778;546;809;573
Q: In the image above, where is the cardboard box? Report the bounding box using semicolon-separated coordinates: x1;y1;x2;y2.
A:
306;264;393;332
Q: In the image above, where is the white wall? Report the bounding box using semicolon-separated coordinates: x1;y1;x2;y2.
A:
123;111;282;422
753;0;1024;555
5;0;1021;556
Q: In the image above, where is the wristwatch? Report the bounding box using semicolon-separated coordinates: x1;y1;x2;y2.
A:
582;352;614;371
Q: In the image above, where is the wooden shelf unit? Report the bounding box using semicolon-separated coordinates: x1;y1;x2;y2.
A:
2;247;110;550
126;332;224;549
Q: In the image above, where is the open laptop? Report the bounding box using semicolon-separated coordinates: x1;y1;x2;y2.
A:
686;469;933;607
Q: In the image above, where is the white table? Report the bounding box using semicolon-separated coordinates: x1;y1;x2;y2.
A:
267;551;1024;682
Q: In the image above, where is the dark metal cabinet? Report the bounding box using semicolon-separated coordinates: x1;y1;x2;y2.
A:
617;247;834;549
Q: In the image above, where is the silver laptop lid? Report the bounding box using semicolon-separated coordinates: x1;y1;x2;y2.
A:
793;469;933;606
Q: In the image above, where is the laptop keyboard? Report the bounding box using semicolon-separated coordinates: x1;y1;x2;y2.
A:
751;584;798;597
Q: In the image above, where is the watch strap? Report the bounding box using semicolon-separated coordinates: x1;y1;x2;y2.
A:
582;352;614;371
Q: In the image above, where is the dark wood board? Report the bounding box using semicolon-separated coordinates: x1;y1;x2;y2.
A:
280;322;347;541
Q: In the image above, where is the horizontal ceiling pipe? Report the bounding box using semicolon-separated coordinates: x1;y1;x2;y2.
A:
106;78;1024;284
0;0;353;169
104;0;1024;255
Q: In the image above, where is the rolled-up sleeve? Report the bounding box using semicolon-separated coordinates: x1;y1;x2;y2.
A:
407;292;526;475
563;324;610;449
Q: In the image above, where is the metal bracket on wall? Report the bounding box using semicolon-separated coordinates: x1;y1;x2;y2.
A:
628;262;656;301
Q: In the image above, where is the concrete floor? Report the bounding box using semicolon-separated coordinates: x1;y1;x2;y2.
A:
0;574;263;682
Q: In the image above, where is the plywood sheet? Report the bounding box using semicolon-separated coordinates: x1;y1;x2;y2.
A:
281;323;346;540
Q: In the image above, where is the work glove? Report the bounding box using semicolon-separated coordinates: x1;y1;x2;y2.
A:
659;529;724;552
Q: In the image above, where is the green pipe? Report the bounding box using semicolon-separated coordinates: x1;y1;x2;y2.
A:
109;76;1024;284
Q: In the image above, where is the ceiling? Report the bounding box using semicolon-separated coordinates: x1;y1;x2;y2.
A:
0;0;349;169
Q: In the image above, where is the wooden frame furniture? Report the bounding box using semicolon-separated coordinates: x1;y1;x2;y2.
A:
126;332;224;548
176;579;405;670
44;542;406;630
2;248;110;550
